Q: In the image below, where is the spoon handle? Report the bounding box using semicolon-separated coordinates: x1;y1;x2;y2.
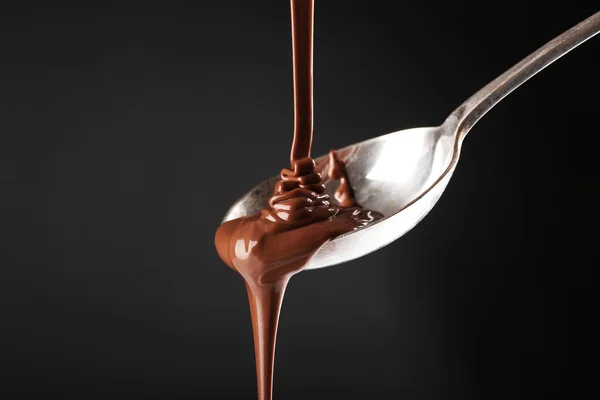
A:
445;10;600;140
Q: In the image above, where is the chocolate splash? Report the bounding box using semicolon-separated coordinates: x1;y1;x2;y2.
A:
328;150;360;208
214;1;382;399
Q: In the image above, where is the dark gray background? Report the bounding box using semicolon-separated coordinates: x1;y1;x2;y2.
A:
1;1;598;399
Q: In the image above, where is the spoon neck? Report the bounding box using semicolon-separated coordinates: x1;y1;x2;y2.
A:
444;11;600;142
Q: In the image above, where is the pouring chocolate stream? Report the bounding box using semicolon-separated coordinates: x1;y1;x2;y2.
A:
214;1;382;399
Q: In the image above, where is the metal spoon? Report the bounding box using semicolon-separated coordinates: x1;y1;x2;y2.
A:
221;11;600;270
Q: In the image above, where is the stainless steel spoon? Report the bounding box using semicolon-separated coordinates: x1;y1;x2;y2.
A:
221;11;600;270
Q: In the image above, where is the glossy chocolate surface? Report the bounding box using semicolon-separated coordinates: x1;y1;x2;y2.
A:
214;1;382;398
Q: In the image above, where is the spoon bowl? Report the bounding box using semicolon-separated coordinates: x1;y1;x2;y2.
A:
223;124;458;269
222;11;600;270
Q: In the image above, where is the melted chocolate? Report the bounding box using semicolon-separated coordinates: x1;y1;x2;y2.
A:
214;1;382;399
328;150;360;208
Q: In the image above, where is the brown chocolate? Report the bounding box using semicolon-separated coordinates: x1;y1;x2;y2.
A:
328;150;360;208
214;1;382;399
